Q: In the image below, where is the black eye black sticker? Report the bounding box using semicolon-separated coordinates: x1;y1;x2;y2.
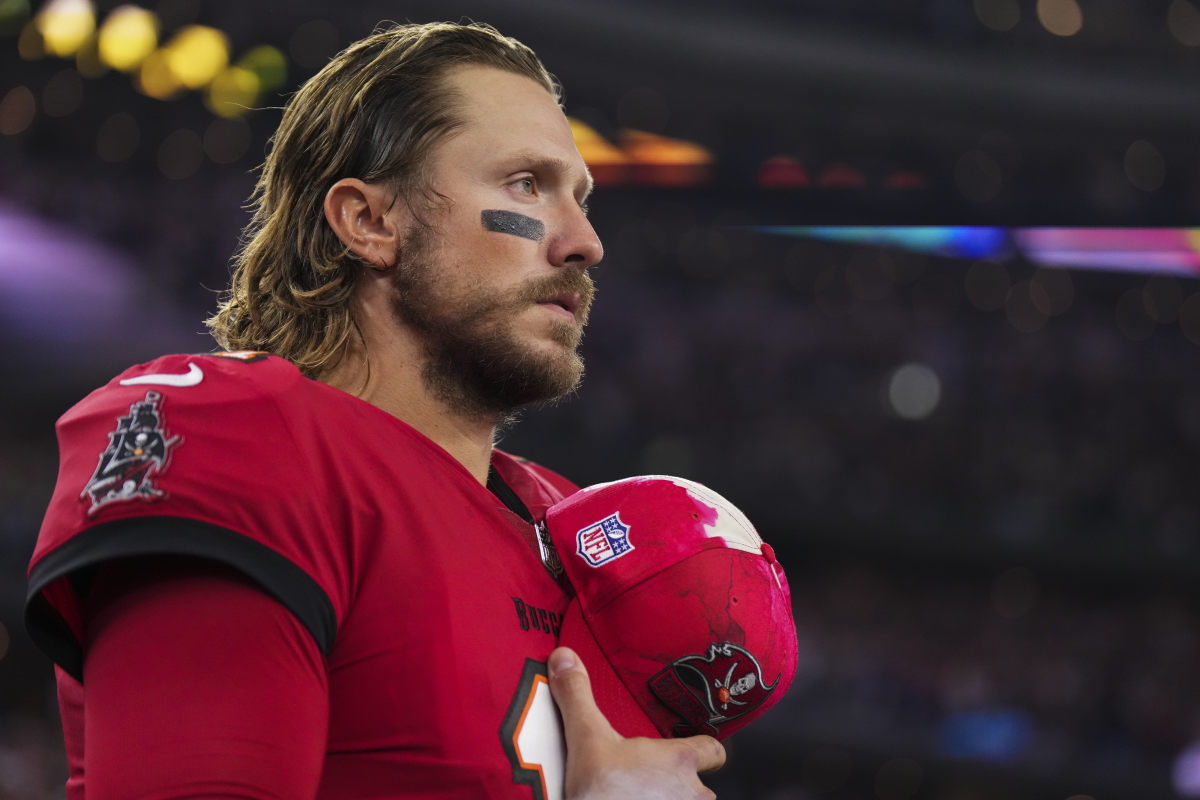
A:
482;210;545;242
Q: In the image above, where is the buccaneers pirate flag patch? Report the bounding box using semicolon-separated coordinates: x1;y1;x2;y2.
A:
649;642;779;737
82;391;181;516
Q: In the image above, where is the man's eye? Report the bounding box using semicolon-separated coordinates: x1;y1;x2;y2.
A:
515;177;535;194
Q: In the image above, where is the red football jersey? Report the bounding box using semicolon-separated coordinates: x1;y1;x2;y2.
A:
26;352;580;799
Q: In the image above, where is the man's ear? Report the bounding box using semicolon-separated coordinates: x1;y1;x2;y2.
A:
324;178;406;269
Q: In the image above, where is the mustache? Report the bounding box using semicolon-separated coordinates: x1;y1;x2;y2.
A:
517;270;596;319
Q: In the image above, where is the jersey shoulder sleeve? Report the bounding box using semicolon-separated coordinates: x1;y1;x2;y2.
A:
26;352;343;680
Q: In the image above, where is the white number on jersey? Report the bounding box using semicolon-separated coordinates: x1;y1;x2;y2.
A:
500;659;567;800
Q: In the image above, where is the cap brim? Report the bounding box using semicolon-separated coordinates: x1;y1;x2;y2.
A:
557;598;663;739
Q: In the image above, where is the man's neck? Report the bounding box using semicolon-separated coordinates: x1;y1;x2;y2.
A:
318;349;498;485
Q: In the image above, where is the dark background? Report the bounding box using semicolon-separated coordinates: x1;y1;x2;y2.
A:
3;1;1200;798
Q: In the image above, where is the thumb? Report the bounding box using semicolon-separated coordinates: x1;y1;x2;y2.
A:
547;647;618;746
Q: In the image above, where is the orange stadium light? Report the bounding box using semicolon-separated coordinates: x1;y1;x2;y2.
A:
619;129;713;187
97;4;158;72
33;0;94;58
569;119;630;186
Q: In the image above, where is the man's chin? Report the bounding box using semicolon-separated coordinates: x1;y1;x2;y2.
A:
422;337;585;418
508;339;587;409
510;343;586;405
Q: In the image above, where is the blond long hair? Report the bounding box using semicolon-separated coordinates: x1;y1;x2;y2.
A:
206;21;559;375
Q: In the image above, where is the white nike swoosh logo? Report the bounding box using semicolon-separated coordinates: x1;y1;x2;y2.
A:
119;362;204;388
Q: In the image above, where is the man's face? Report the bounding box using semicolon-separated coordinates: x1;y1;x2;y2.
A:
388;65;603;418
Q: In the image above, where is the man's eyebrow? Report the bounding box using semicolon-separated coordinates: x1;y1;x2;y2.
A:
508;152;594;201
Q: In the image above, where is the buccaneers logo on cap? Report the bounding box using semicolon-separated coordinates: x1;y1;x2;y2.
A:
648;642;778;737
81;391;181;516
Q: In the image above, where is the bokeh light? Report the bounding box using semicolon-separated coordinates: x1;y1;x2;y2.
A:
73;31;105;76
974;0;1020;31
886;362;942;420
818;163;866;189
757;156;810;188
238;44;286;92
570;119;630;186
33;0;94;57
0;0;31;35
621;129;713;187
0;85;36;135
17;14;43;58
1173;739;1200;796
1037;0;1084;36
97;4;158;72
136;47;182;99
133;22;233;98
1168;0;1200;46
163;25;229;89
205;65;258;117
205;45;286;117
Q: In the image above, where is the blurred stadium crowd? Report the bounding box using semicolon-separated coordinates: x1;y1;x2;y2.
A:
4;195;1200;797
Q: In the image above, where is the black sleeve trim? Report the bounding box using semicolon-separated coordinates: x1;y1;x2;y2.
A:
25;516;337;682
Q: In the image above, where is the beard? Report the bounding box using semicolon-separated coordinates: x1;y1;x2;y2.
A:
388;225;595;419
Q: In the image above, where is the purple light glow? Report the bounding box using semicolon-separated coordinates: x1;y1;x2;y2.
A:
0;201;136;340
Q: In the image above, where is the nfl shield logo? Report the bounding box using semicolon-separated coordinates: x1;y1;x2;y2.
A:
575;513;633;568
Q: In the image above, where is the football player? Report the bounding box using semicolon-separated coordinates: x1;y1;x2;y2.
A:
26;20;724;800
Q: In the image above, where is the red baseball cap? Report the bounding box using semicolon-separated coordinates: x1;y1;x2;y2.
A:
543;475;798;740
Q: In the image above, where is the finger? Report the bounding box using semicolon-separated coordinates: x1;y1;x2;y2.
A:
677;735;726;774
547;647;618;744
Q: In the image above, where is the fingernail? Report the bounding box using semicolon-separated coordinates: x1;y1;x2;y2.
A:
548;647;576;677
